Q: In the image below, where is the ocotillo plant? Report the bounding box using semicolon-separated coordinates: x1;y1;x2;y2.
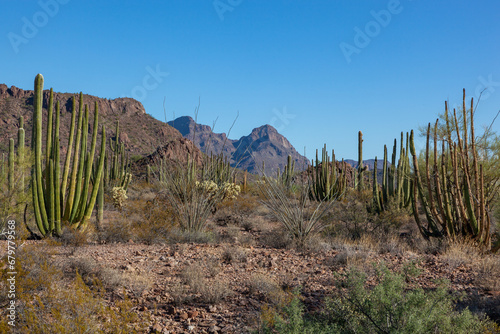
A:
32;74;106;236
309;144;347;201
373;132;413;213
410;90;493;250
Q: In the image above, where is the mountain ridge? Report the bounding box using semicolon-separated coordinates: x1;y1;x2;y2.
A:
168;116;310;175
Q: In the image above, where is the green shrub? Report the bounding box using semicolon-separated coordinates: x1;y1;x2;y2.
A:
258;263;496;334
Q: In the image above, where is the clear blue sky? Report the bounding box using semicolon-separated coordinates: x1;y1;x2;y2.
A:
2;0;500;161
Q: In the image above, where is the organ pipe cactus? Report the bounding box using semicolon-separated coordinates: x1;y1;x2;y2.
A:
309;144;346;201
410;90;493;250
106;121;131;189
373;132;413;213
31;74;105;236
277;155;295;189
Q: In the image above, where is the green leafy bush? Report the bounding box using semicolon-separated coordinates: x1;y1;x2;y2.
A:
259;263;496;334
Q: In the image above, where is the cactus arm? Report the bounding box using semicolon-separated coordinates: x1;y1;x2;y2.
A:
357;131;364;191
61;96;77;203
45;88;54;174
8;138;14;192
410;130;441;237
382;145;388;203
431;120;449;234
64;93;84;221
373;157;382;212
17;116;25;193
53;101;62;236
75;102;99;222
424;123;442;226
31;170;47;236
80;125;106;231
33;74;49;231
48;159;55;233
69;105;89;222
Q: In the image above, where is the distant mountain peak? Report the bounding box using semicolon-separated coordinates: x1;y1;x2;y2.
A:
168;116;309;174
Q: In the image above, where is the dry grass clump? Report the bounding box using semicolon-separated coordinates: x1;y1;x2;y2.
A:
97;216;134;243
259;229;294;249
172;262;232;305
439;239;500;292
246;273;282;300
222;246;248;264
475;254;500;292
441;239;482;269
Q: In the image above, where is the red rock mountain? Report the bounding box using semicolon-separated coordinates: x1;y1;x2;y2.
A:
0;84;181;158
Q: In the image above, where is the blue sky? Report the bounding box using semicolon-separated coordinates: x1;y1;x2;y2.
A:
2;0;500;161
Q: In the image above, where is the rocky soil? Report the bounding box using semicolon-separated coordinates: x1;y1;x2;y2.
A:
3;220;498;334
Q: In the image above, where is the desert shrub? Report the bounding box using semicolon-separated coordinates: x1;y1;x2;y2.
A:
229;192;261;215
375;196;414;234
328;189;377;240
258;263;496;334
0;243;148;333
97;216;133;243
129;195;174;244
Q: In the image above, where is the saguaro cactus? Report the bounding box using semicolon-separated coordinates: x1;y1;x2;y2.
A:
31;74;106;236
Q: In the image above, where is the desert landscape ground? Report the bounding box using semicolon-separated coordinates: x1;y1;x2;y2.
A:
0;74;499;334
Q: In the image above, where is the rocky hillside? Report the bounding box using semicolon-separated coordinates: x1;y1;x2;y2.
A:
168;116;310;175
0;84;181;158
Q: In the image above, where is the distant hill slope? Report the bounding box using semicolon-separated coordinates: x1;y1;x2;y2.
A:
168;116;310;175
0;84;181;157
